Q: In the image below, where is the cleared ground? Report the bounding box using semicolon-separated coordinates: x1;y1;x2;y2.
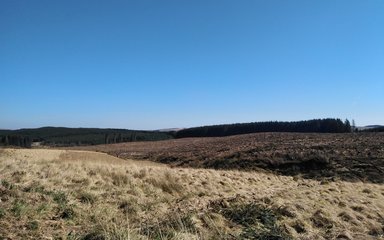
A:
1;148;384;239
77;132;384;183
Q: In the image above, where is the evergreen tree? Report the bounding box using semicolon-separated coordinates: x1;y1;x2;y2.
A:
344;119;351;133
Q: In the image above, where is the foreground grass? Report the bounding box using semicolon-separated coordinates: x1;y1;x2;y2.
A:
1;149;384;239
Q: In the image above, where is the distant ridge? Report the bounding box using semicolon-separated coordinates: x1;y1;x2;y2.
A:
0;127;173;147
364;125;383;128
156;128;183;132
175;118;353;138
357;125;384;131
359;125;384;132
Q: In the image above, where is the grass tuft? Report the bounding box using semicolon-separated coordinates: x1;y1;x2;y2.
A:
11;199;28;218
310;210;334;229
1;179;14;190
59;205;76;219
133;169;147;179
82;222;142;240
216;201;292;239
119;198;140;215
26;220;39;230
146;171;183;194
111;172;131;186
0;207;6;218
52;191;69;206
142;211;197;239
78;191;97;204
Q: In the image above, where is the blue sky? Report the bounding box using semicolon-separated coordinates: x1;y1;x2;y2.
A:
1;0;383;130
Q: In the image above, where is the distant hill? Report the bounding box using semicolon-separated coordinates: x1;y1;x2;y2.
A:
356;125;384;132
365;125;384;128
0;127;173;147
360;125;384;132
175;118;352;138
156;128;183;132
0;118;358;147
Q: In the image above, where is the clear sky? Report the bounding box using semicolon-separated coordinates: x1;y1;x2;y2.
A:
1;0;383;130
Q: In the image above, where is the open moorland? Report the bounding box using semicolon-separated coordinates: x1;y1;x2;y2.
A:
77;132;384;183
1;133;384;239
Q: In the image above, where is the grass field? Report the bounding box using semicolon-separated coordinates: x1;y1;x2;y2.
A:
1;145;384;239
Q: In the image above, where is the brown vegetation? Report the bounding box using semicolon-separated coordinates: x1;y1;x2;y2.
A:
76;132;384;183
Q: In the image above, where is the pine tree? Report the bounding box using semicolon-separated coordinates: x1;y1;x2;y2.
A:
352;119;357;132
344;119;351;133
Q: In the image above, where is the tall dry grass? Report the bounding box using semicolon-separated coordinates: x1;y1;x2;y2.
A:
0;148;384;239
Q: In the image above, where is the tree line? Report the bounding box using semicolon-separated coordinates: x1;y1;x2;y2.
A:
175;118;352;138
362;126;384;132
1;135;32;148
0;127;173;147
0;119;357;147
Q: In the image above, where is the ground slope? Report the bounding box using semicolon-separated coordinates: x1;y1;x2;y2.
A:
0;148;384;239
77;132;384;183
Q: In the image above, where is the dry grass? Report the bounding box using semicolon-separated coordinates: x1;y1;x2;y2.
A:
0;148;384;239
